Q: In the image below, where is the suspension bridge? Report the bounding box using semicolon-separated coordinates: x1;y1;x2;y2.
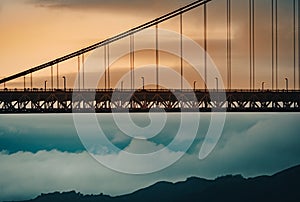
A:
0;0;299;113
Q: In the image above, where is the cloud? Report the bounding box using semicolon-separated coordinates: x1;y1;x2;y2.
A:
27;0;193;11
0;149;185;201
124;139;165;154
1;114;300;201
198;114;300;175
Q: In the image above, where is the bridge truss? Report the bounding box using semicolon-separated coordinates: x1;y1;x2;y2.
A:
0;89;299;113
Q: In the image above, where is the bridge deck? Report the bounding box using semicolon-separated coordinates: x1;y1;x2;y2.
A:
0;89;299;113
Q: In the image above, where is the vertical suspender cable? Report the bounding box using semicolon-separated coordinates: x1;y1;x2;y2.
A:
30;73;33;90
227;0;231;90
51;65;53;90
132;36;135;90
130;36;132;90
230;0;232;90
107;44;110;89
227;0;229;90
180;12;183;90
133;36;135;90
275;0;278;90
156;24;159;90
204;4;207;91
104;45;107;90
252;0;255;90
78;56;80;90
56;64;59;89
82;54;85;90
294;0;296;90
298;0;300;89
249;0;252;90
130;35;135;108
272;0;274;90
130;35;135;90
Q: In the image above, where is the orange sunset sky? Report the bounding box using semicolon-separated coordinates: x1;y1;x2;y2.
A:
0;0;297;89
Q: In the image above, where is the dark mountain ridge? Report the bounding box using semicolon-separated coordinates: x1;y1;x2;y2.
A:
10;164;300;202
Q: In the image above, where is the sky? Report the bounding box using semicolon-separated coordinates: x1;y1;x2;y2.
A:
0;1;300;201
0;0;298;89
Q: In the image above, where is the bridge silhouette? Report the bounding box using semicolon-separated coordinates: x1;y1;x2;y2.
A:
0;0;299;113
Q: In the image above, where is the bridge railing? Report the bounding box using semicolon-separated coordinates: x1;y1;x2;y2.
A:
0;88;299;93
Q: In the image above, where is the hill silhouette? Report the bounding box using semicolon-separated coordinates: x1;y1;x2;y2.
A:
11;164;300;202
